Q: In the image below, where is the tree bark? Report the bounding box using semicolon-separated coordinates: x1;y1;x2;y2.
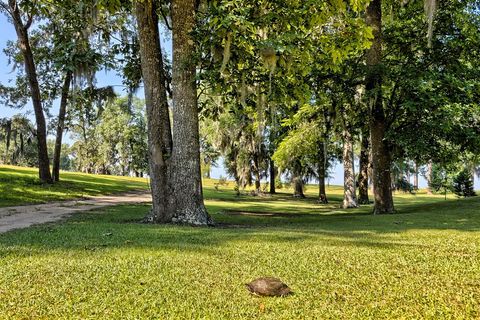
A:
293;176;305;198
171;0;212;225
368;146;374;194
269;158;276;194
5;120;11;163
405;161;411;185
318;141;328;203
342;129;358;208
292;160;305;198
9;0;52;183
135;0;174;223
52;71;72;182
358;132;369;204
365;0;394;214
413;161;419;190
12;130;17;164
253;155;261;193
426;160;433;194
19;132;24;156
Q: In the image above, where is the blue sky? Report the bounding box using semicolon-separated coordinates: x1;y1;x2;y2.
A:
1;14;474;190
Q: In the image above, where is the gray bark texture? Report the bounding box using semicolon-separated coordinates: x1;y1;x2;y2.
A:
342;129;358;208
52;71;72;182
293;175;305;198
135;0;174;223
365;0;394;214
426;160;433;194
413;162;419;190
171;0;212;225
9;0;52;183
292;160;305;198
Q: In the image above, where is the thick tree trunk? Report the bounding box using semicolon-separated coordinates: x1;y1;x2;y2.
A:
426;160;433;194
292;160;305;198
342;129;358;208
135;0;174;223
318;141;328;203
366;0;394;214
293;176;305;198
9;0;52;183
171;0;212;225
52;71;72;182
358;132;369;204
269;158;276;194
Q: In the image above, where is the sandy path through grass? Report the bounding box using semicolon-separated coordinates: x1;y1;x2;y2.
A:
0;191;152;233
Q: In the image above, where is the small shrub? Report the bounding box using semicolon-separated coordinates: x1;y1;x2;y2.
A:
452;169;476;198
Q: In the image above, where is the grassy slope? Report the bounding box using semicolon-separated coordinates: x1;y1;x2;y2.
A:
0;165;149;207
1;169;480;318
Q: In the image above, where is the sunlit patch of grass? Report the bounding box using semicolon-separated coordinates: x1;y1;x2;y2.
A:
1;177;480;318
0;165;149;207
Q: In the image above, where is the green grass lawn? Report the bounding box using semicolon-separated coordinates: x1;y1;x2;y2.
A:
1;167;480;318
0;165;149;207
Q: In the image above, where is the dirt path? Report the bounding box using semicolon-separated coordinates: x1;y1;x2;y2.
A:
0;191;152;234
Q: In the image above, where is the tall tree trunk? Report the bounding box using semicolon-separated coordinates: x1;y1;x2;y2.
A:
413;161;419;190
205;164;211;178
9;0;52;183
52;71;72;182
318;141;328;203
253;155;261;193
171;0;212;225
426;160;433;194
342;129;358;208
358;132;369;204
135;0;174;223
365;0;394;214
19;132;24;156
5;120;11;163
368;147;374;194
269;158;276;194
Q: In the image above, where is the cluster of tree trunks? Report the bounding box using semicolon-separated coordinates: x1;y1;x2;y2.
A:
9;0;52;183
6;0;424;219
6;0;73;184
136;0;211;225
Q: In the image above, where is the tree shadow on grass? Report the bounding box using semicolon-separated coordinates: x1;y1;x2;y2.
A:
0;195;479;256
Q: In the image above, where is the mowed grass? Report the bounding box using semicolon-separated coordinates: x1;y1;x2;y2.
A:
1;169;480;318
0;165;149;207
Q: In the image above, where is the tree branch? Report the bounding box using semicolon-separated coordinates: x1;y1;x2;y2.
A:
160;7;172;30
